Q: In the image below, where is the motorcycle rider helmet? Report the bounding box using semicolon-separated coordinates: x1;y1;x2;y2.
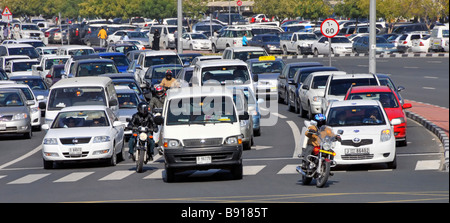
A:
155;85;165;98
314;114;326;128
137;102;149;116
165;69;173;80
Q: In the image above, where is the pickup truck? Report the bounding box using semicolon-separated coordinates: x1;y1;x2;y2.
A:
280;32;318;55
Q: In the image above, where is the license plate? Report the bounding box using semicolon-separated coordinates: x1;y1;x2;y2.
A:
345;147;370;155
196;156;212;164
0;124;6;130
69;147;82;156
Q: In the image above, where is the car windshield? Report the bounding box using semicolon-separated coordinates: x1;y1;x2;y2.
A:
331;37;351;43
298;34;318;40
52;110;109;128
77;62;118;76
47;87;106;111
8;47;39;58
105;55;130;67
234;51;267;61
348;92;399;108
327;105;386;127
127;32;147;38
45;58;69;70
201;65;250;85
68;49;95;56
15;79;48;91
166;96;237;126
114;45;139;54
21;24;40;31
144;55;181;67
191;34;208;39
12;61;39;72
328;78;378;96
311;76;329;89
0;92;24;107
118;92;139;109
251;61;284;74
147;66;182;79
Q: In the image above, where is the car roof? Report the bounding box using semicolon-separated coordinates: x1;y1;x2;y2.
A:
331;99;381;107
227;47;265;52
3;44;34;48
140;50;178;56
166;86;233;100
310;71;346;76
348;85;393;93
75;58;115;64
60;105;108;112
50;77;111;89
196;59;247;68
331;73;376;80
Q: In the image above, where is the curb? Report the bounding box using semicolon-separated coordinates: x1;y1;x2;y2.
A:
276;52;449;60
405;110;449;172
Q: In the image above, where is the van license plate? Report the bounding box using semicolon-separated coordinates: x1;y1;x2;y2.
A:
196;156;212;164
69;147;82;156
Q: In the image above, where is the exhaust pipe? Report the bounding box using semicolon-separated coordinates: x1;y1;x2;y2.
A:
296;166;306;176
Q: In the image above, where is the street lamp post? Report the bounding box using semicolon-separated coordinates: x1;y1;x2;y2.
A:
369;0;376;75
177;0;183;54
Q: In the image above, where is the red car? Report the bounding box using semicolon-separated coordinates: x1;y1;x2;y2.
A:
344;86;412;146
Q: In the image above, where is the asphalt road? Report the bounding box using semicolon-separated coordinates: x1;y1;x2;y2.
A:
0;57;448;204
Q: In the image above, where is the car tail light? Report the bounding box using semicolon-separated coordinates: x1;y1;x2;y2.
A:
46;74;52;78
45;32;50;37
403;41;407;44
419;41;424;46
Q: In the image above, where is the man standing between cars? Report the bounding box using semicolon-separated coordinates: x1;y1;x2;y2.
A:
98;26;108;47
152;29;160;50
242;32;248;47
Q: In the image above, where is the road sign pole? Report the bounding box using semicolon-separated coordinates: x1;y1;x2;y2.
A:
329;37;332;66
320;19;339;67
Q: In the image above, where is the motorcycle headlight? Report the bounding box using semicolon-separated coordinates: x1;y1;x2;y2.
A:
139;133;148;141
93;136;111;143
380;129;392;142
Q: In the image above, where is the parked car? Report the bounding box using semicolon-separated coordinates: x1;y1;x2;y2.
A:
147;25;187;50
411;35;431;53
344;86;412;146
392;23;428;34
41;105;125;169
107;30;150;48
396;32;428;53
0;88;33;139
429;24;449;52
180;33;212;51
248;34;282;54
324;100;399;168
106;43;139;54
280;32;318;55
211;28;253;53
352;36;397;54
312;36;353;55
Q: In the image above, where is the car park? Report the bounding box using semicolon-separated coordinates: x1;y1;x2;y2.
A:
180;33;212;51
321;73;380;113
248;34;282;54
41;105;125;169
160;86;247;182
246;56;285;99
288;67;339;115
277;62;323;104
0;44;40;59
222;47;268;62
344;86;412;146
312;36;353;55
352;36;397;54
280;32;318;55
324;100;399;168
45;77;119;125
0;88;33;139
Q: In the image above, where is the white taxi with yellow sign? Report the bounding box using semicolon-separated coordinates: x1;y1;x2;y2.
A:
324;100;399;168
246;56;285;99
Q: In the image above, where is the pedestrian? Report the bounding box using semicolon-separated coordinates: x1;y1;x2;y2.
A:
97;26;108;47
242;32;248;47
152;29;160;50
12;24;21;40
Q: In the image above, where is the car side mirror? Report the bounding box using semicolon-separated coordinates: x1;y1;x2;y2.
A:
302;85;309;90
26;101;35;106
402;103;412;109
42;124;50;130
239;112;250;121
397;86;405;92
252;74;259;82
109;99;118;107
113;121;124;127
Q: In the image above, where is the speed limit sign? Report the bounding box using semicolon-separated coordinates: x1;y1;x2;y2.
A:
320;18;340;38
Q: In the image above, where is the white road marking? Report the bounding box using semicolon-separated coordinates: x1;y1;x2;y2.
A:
98;170;134;181
277;164;299;174
243;165;266;175
7;173;50;184
415;160;441;170
143;169;164;179
424;76;438;79
0;175;6;180
286;121;302;158
422;87;436;90
272;112;287;119
54;172;94;183
0;145;42;170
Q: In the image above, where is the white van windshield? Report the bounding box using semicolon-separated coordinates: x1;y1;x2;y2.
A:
166;96;237;126
201;65;250;85
48;87;106;111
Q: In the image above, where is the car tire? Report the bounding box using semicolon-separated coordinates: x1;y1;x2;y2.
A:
231;163;243;180
23;125;32;139
43;159;54;169
212;44;217;53
387;155;397;169
108;143;117;166
314;48;319;56
254;128;261;137
299;100;307;118
283;46;288;55
297;46;302;55
165;167;175;183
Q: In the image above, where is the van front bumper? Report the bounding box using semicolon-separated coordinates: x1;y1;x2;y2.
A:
164;145;243;170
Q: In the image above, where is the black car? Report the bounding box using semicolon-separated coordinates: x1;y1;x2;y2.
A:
247;34;282;54
277;62;323;104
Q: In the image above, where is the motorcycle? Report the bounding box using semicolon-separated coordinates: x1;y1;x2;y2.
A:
130;126;154;173
296;123;342;188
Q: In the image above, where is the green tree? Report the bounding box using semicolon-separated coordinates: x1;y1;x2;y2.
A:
296;0;333;22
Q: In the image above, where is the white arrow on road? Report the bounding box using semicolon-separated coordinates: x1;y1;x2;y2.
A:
251;145;273;150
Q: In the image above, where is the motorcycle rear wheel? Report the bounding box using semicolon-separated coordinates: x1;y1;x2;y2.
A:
316;160;330;188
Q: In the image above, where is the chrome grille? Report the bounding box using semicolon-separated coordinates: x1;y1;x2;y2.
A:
0;115;13;121
62;152;89;158
60;137;91;145
183;138;223;148
341;139;373;147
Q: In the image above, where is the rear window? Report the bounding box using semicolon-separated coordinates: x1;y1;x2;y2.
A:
144;55;181;67
328;78;378;96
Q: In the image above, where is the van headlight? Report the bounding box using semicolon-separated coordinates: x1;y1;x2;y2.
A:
225;135;242;145
93;136;111;143
164;139;181;148
380;129;392;142
240;120;249;127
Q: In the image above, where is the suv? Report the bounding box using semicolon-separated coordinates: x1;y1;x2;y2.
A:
344;86;412;146
429;24;449;52
280;32;318;55
222;47;268;62
14;23;45;41
320;73;380;113
0;44;40;59
135;50;183;85
211;28;253;53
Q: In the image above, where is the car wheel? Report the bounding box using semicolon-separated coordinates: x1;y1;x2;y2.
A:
294;98;300;114
23;125;32;139
307;102;314;120
297;46;302;55
108;143;117;166
314;48;319;56
283;46;288;55
189;44;193;51
165;167;175;183
212;44;217;53
299;100;307;118
231;164;243;180
43;159;54;169
387;155;397;169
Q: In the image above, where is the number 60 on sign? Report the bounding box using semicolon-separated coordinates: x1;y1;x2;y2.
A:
320;18;340;38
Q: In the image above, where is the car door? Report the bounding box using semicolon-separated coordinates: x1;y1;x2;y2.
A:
318;37;329;54
106;108;124;149
289;34;298;52
300;74;313;108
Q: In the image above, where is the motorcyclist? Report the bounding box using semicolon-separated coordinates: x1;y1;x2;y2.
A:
159;69;178;90
150;85;166;110
302;114;336;166
127;102;158;161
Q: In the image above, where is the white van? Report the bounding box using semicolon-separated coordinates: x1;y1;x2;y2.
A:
429;24;449;52
159;86;248;182
45;77;119;124
191;59;257;95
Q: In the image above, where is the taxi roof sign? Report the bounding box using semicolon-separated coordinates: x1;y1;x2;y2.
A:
259;56;275;61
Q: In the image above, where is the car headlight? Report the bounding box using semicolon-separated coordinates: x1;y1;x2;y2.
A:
31;107;40;114
43;138;58;145
312;96;321;102
224;135;242;145
93;136;111;143
163;139;181;148
380;129;392;142
240;120;249;127
12;113;27;120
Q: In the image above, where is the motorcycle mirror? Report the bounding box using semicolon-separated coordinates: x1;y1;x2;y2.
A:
154;116;164;125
